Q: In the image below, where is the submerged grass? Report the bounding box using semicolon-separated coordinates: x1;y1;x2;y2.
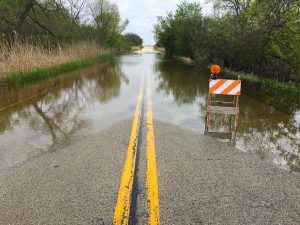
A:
224;70;300;97
5;54;113;85
223;69;300;113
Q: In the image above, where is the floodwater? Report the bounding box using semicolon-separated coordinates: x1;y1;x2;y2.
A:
0;54;299;172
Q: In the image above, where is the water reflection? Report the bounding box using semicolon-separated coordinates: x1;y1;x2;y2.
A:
155;60;208;104
154;58;300;172
0;62;128;171
0;53;299;173
238;96;299;169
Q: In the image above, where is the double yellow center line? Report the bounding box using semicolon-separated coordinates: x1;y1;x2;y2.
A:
113;77;160;225
146;80;160;224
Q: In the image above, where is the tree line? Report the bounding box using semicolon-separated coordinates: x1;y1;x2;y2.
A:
154;0;300;83
0;0;143;50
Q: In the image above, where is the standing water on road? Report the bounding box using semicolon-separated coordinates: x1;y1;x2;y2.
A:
0;53;299;172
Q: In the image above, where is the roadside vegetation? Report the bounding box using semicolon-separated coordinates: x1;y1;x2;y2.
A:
0;42;109;80
154;1;300;83
113;33;143;52
7;53;113;85
0;0;143;83
223;70;300;113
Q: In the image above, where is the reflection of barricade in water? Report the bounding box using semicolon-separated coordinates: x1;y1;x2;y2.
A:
205;65;241;142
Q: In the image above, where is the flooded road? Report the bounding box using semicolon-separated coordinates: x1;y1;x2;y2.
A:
0;53;299;172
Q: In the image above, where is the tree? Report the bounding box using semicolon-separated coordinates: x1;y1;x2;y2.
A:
155;0;300;82
89;0;129;46
154;1;202;58
124;33;143;46
61;0;87;24
154;12;176;58
0;0;64;46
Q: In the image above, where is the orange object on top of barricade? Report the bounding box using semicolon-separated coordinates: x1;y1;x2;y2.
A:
210;65;221;74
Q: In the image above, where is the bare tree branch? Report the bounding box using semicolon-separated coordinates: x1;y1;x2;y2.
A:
28;14;56;37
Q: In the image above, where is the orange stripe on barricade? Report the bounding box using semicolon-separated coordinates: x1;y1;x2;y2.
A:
209;80;227;93
220;80;241;95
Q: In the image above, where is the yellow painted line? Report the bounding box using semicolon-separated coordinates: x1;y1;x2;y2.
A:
114;78;144;225
146;79;160;225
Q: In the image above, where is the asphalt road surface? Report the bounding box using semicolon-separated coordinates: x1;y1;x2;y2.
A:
1;77;299;224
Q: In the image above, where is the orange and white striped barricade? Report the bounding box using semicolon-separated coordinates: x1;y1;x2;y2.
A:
205;76;241;139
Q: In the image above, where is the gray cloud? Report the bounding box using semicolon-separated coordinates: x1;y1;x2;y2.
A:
112;0;213;45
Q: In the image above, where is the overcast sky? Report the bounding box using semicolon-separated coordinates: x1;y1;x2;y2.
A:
111;0;213;45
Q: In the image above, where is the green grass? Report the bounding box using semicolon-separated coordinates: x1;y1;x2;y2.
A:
225;70;300;96
223;69;300;113
5;54;113;85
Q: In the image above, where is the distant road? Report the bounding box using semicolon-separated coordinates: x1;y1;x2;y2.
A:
134;46;161;54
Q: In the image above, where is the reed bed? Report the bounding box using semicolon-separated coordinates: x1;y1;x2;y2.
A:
0;41;111;80
6;54;113;85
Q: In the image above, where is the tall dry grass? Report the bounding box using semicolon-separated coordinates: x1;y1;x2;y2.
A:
0;41;110;79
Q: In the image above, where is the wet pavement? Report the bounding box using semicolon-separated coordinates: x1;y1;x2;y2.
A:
1;119;299;224
0;53;299;172
0;52;300;224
